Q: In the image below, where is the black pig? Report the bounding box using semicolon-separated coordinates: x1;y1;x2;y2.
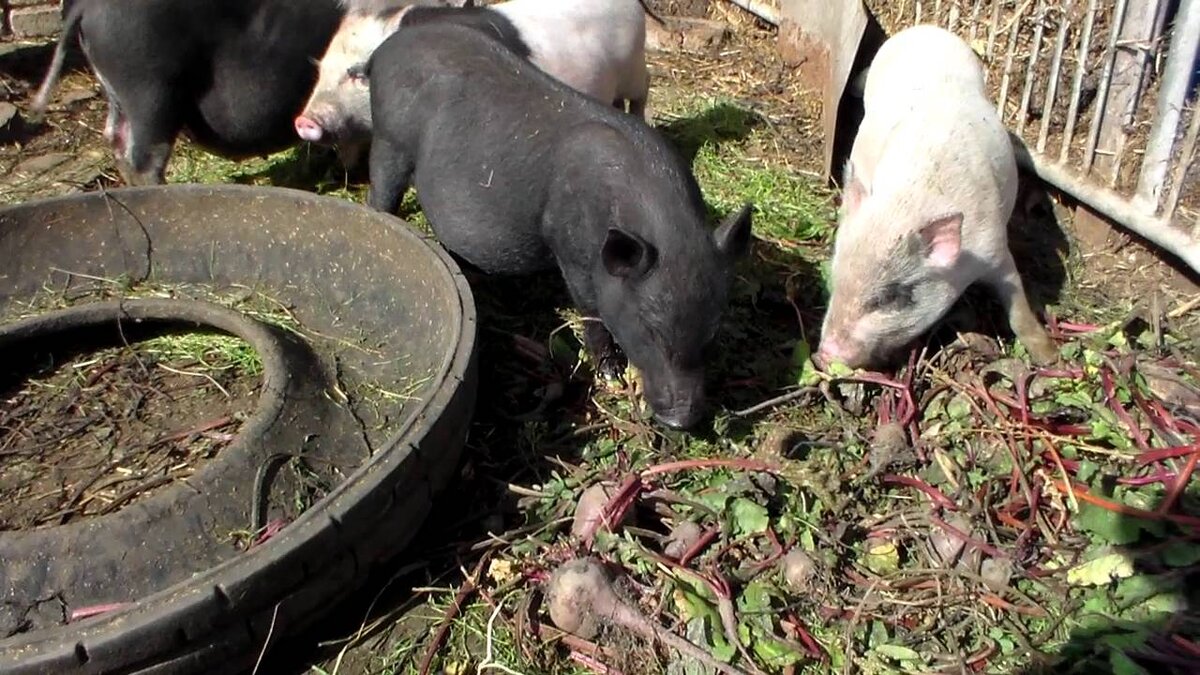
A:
32;0;346;185
366;23;752;430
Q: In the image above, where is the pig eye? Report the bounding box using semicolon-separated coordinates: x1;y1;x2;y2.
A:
346;64;368;84
865;281;914;312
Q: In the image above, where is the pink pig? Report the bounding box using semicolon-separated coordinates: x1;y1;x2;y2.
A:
817;24;1057;369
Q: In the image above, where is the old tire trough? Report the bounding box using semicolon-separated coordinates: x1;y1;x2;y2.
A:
0;185;478;674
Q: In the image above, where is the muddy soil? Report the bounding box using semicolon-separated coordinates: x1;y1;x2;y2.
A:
0;335;260;531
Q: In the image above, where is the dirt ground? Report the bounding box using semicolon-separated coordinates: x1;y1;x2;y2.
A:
0;334;258;531
2;2;1199;674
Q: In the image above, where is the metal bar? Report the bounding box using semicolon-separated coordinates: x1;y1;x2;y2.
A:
968;0;984;45
1136;0;1200;211
1083;0;1131;174
1017;0;1048;137
1012;139;1200;273
1109;0;1168;188
723;0;779;25
1164;102;1200;220
1061;0;1099;163
997;2;1026;120
1037;3;1070;153
916;0;923;24
986;0;1001;62
1125;0;1171;130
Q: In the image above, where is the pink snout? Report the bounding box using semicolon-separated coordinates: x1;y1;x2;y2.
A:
815;333;859;370
294;115;325;142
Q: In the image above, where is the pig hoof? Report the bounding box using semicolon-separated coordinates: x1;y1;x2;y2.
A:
595;355;627;383
1025;337;1060;366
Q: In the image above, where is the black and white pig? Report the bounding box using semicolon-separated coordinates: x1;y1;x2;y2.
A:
293;0;652;162
365;22;752;430
31;0;350;185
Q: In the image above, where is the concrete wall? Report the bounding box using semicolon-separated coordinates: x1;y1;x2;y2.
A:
2;0;61;38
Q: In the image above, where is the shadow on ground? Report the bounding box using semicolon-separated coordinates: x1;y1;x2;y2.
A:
0;40;92;148
657;100;766;167
1012;494;1200;675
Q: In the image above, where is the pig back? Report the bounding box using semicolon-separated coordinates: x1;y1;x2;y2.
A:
863;24;986;114
859;91;1017;256
368;23;625;274
494;0;646;102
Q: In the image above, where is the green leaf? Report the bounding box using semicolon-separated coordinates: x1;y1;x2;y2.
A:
862;540;901;575
699;490;731;513
1067;552;1135;586
708;618;737;661
1077;502;1148;545
1079;594;1119;627
1109;649;1150;675
1091;419;1115;442
1100;629;1154;651
946;393;972;421
738;580;774;614
549;332;577;364
752;636;803;668
800;529;815;550
1056;389;1093;410
867;620;889;648
1114;575;1161;604
1133;592;1184;617
874;644;920;662
826;360;853;377
729;498;770;537
791;340;822;387
1161;540;1200;567
1077;459;1101;483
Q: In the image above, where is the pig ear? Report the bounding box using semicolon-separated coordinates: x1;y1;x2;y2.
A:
713;203;753;259
916;212;964;268
386;5;415;32
842;161;867;215
602;228;658;279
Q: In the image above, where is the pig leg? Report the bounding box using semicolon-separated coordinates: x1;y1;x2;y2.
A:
582;319;627;381
93;74;143;185
987;253;1059;365
626;66;650;119
366;138;414;213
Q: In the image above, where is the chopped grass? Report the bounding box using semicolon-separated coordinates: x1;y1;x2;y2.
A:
138;331;263;378
656;95;837;244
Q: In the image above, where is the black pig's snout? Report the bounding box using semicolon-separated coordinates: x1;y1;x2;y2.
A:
653;406;705;430
644;368;707;431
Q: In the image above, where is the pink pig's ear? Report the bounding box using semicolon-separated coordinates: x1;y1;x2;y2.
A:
918;212;964;268
842;161;867;215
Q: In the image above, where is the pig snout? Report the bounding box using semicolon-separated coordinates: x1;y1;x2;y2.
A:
643;367;707;430
815;323;870;371
294;114;325;143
